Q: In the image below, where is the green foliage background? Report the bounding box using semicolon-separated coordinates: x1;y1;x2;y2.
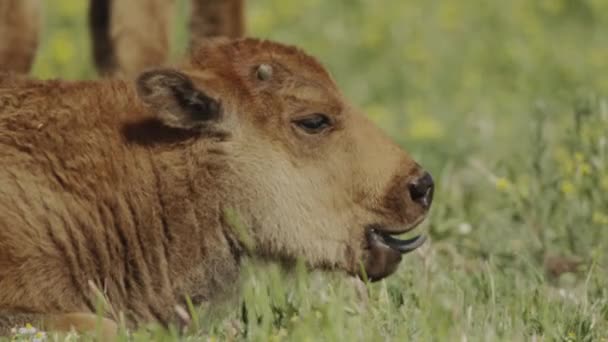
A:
20;0;608;340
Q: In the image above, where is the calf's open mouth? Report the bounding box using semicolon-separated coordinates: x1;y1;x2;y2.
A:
368;228;427;254
362;221;427;281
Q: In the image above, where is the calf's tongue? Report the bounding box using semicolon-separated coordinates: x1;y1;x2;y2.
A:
378;233;426;254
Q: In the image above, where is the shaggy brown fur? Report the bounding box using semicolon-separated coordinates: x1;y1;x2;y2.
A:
0;0;245;77
0;37;432;337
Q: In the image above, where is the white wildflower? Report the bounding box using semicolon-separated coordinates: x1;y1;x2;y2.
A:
458;222;472;235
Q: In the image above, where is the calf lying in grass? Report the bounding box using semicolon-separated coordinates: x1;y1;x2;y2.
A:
0;37;434;336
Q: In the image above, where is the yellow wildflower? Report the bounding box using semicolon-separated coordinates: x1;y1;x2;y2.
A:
495;178;511;192
366;105;392;127
17;323;37;335
580;163;592;175
438;2;463;32
33;331;47;342
554;148;575;175
560;181;575;196
406;116;444;141
592;212;608;225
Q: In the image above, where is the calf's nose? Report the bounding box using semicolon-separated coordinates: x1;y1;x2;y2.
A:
408;172;434;209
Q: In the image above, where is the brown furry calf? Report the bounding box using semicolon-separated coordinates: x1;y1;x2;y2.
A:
0;0;244;77
0;37;434;336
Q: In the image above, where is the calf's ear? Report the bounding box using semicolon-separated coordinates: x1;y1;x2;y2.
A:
136;68;221;130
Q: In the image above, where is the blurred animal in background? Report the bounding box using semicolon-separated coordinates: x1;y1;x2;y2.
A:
0;0;244;78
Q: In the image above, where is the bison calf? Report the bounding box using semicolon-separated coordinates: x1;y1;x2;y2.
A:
0;38;433;336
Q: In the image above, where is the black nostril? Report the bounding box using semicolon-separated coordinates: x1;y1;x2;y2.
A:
408;172;434;208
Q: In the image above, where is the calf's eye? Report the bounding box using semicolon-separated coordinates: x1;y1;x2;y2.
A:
293;114;332;134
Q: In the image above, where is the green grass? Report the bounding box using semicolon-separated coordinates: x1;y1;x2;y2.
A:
14;0;608;340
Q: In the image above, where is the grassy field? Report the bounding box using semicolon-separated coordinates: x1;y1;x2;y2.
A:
11;0;608;341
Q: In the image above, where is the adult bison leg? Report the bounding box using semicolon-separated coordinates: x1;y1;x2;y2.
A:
89;0;175;78
0;0;40;74
188;0;245;47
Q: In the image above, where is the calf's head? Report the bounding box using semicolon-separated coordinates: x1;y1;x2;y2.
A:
135;38;434;281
